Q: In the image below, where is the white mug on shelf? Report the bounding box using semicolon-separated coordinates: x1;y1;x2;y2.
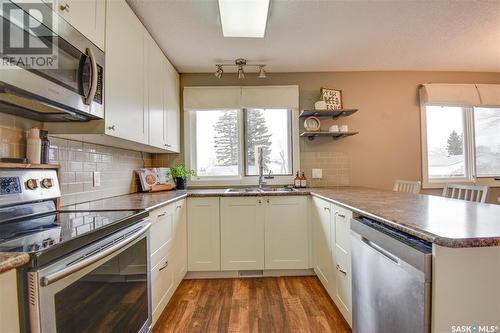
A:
340;125;349;133
329;125;339;133
314;100;327;110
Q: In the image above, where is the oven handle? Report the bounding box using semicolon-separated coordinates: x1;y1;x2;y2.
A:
40;223;151;287
84;47;98;105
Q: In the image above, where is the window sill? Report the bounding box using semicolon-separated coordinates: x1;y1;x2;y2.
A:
422;177;500;189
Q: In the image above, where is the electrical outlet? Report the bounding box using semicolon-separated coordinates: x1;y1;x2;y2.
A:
93;171;101;187
312;168;323;179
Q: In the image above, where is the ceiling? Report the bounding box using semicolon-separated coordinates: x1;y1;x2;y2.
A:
127;0;500;73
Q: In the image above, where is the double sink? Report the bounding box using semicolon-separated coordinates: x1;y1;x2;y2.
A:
225;187;298;194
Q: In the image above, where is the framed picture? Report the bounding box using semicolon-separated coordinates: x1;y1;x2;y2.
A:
136;168;159;191
320;87;343;110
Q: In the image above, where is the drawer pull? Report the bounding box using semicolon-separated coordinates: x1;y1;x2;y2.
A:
337;213;346;218
176;205;181;209
336;264;347;275
159;260;169;271
324;207;330;211
258;199;262;204
60;3;70;12
157;212;167;218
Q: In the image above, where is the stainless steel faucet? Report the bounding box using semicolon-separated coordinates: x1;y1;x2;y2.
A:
258;146;274;189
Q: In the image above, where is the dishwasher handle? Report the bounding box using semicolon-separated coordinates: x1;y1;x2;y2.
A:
361;236;399;264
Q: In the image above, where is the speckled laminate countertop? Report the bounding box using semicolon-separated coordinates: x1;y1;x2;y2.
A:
3;186;499;272
0;252;30;274
64;186;500;248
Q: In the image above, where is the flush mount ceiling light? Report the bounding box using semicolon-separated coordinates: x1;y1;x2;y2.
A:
218;0;270;38
215;58;267;79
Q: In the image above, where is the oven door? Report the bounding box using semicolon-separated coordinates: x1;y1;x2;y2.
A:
0;0;104;121
28;221;152;333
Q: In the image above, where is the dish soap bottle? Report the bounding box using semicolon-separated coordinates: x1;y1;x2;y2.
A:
300;172;307;188
294;172;301;188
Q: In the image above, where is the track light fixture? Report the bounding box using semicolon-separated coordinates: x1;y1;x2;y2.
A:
214;58;267;79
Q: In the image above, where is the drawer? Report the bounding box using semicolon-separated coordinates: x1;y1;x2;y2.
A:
151;252;174;317
334;244;351;315
334;206;352;253
150;205;174;265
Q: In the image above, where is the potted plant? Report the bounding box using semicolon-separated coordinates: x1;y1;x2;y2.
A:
170;165;196;190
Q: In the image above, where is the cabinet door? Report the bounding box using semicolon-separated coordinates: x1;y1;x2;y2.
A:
220;197;265;271
147;35;167;149
187;197;220;271
105;0;148;144
332;205;353;325
265;196;309;270
312;197;335;292
173;199;187;283
164;58;180;152
55;0;105;50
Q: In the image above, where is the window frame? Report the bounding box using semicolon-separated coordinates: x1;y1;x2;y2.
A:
420;104;499;189
184;108;300;187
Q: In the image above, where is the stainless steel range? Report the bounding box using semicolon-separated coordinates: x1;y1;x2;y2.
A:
0;168;152;333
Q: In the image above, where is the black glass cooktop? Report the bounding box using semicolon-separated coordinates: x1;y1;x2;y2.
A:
0;210;144;254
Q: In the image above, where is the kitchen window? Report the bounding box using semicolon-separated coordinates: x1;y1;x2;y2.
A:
421;105;500;187
186;108;297;185
183;86;300;186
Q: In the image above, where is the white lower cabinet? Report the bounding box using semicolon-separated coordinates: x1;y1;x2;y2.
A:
312;196;353;326
220;197;265;270
0;270;20;333
187;197;221;271
312;196;335;291
265;196;309;269
149;199;187;325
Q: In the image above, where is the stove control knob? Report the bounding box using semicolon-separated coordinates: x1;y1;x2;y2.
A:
25;179;38;190
41;178;53;189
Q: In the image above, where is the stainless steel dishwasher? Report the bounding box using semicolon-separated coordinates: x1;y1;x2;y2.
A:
351;217;432;333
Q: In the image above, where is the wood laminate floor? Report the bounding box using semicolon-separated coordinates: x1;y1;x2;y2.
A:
154;276;351;333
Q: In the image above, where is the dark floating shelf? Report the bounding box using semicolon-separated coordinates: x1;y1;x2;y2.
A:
299;109;358;118
300;131;359;141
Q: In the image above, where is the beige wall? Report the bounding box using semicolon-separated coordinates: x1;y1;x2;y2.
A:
180;71;500;203
0;113;151;206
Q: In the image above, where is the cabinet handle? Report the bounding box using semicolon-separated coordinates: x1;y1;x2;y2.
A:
159;260;169;271
176;205;181;209
60;3;70;12
336;264;347;275
266;198;270;204
157;212;167;218
107;125;116;131
258;199;262;204
324;207;330;211
338;214;346;218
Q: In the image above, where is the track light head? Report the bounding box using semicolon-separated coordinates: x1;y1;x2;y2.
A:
258;65;266;78
215;65;223;79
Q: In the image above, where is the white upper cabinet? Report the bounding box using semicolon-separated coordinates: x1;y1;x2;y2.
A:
105;0;148;144
55;0;105;50
220;197;265;271
165;59;180;152
264;196;309;270
147;35;168;149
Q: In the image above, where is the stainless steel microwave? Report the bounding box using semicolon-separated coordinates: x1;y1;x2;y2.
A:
0;0;104;121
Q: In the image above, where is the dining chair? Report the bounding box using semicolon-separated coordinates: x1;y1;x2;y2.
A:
442;184;489;203
393;180;421;194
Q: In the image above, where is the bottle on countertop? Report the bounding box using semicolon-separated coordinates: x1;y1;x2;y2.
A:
26;127;41;164
300;172;307;188
294;171;301;188
40;129;50;164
